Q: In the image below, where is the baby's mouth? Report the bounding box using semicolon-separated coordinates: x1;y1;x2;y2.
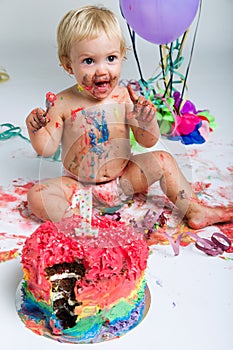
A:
94;80;110;91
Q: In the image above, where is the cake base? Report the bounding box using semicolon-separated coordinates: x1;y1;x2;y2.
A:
16;280;151;344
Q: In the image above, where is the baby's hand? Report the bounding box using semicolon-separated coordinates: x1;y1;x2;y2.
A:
26;108;50;133
127;84;156;122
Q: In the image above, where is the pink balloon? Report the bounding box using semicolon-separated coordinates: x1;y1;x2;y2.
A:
120;0;200;44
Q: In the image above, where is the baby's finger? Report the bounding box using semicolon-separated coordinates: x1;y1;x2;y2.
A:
126;110;138;120
145;108;156;122
29;119;41;132
127;84;139;104
30;108;49;132
38;112;50;127
141;105;151;121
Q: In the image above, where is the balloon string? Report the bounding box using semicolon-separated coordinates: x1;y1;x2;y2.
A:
169;42;174;96
161;41;184;98
178;0;203;112
158;43;186;96
159;45;167;91
124;3;202;107
126;24;147;85
162;45;169;88
162;42;174;97
177;30;189;61
126;24;187;97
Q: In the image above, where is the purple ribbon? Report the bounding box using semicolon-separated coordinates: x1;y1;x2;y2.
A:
165;231;231;256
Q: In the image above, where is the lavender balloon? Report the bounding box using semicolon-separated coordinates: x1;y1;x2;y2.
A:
120;0;200;44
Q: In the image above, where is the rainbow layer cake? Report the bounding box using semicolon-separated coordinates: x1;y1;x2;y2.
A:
17;216;150;343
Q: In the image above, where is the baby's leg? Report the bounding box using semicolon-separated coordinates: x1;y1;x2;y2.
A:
27;176;83;222
120;151;193;213
120;150;233;229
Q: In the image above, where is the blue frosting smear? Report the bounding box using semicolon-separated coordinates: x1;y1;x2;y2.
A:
18;280;149;344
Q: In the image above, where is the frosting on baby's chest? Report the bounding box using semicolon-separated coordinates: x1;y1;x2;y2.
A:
62;104;126;147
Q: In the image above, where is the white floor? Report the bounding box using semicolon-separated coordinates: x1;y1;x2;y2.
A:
0;1;233;350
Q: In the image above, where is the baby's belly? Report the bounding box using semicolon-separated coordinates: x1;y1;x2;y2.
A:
62;140;131;183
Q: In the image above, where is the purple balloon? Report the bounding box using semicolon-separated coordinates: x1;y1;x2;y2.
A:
120;0;200;44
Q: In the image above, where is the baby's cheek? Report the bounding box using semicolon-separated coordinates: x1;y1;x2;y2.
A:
81;74;93;87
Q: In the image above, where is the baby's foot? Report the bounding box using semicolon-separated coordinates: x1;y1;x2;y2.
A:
186;205;233;229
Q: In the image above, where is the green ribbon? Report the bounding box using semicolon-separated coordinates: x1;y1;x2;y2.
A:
0;123;30;142
0;123;61;161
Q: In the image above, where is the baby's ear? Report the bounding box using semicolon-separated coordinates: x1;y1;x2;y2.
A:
60;56;73;74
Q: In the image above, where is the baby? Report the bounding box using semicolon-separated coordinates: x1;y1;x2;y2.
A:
26;5;233;228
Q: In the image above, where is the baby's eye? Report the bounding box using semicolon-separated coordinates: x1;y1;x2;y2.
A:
83;58;94;65
107;55;117;63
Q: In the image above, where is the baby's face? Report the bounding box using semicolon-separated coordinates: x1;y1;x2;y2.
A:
69;32;123;101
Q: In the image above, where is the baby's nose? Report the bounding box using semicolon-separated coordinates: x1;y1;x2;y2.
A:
95;63;108;75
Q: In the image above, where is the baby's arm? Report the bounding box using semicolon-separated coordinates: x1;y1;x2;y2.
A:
126;85;160;148
26;94;63;157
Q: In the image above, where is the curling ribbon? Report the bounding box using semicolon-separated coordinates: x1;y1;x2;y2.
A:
130;209;231;256
163;231;231;257
0;123;30;142
0;67;9;82
0;123;61;162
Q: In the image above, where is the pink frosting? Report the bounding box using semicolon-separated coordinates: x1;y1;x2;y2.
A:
21;216;149;303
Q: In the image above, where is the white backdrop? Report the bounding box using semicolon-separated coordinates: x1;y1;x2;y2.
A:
0;2;233;350
0;0;233;141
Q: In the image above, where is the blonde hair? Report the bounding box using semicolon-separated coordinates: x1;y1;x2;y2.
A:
57;5;127;65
